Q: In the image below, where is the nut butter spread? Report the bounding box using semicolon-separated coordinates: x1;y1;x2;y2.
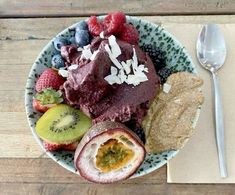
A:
142;72;204;153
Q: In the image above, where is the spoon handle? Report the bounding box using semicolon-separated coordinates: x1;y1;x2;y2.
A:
211;71;227;178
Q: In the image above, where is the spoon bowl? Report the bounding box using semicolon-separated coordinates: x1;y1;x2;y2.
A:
197;23;226;72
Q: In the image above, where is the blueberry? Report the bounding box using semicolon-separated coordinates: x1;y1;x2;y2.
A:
75;21;88;31
53;37;69;51
141;44;166;72
51;54;65;69
75;30;90;47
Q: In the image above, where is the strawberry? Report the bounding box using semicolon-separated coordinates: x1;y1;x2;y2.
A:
35;68;65;92
62;142;78;151
43;142;62;151
43;141;78;151
103;11;126;35
87;16;104;36
33;88;63;112
33;99;56;113
118;23;139;44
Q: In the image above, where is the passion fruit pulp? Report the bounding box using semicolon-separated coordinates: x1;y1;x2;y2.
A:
95;139;134;172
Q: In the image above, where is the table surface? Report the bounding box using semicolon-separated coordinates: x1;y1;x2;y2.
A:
1;1;235;194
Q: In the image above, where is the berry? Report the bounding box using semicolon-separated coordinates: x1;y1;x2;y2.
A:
118;23;139;44
157;67;172;84
33;99;55;113
35;68;65;92
51;54;65;69
87;16;103;36
43;141;78;151
75;30;90;47
75;20;88;31
103;11;126;35
33;88;63;112
43;142;62;151
63;141;78;151
141;44;166;72
53;37;69;51
134;127;146;144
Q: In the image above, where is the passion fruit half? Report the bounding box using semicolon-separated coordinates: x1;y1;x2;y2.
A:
74;121;146;183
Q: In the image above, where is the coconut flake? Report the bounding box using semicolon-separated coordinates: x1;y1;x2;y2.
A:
77;47;83;52
103;36;149;86
104;74;121;85
83;44;91;50
99;31;104;39
121;60;131;74
90;50;99;61
126;74;140;86
118;69;127;83
58;69;68;78
132;48;138;72
81;47;93;60
110;66;118;75
108;35;121;58
163;83;171;93
68;64;79;70
104;44;122;69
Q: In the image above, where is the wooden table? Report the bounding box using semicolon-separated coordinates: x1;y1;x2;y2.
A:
1;1;235;194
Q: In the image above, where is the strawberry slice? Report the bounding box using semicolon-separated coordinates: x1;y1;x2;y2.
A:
43;142;62;151
33;88;63;112
43;141;78;151
33;99;56;113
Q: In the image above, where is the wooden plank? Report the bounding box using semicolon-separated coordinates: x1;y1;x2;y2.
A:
0;112;44;157
0;91;25;112
0;65;31;90
1;0;235;18
1;183;235;195
0;40;47;66
2;16;235;40
0;157;234;195
0;158;166;184
0;183;166;195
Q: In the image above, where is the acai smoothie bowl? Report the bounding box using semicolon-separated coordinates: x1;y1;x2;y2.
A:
25;11;203;183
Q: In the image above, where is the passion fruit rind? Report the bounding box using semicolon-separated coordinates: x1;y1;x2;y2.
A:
74;121;146;183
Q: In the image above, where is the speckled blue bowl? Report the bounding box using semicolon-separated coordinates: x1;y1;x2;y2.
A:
25;16;199;178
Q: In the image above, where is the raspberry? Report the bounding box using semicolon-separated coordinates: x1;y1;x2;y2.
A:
118;23;139;44
103;11;126;35
87;16;103;36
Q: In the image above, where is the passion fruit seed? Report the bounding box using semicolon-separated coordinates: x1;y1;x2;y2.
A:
95;139;134;173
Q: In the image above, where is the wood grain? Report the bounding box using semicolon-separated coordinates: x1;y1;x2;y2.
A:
1;15;235;194
0;158;166;184
1;0;235;18
0;159;235;194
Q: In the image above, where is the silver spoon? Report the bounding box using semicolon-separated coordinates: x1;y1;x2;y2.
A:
197;23;227;178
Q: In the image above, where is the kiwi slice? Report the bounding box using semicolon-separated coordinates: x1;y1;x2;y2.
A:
35;104;91;144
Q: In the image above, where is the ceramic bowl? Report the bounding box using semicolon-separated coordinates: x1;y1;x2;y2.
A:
25;16;199;178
